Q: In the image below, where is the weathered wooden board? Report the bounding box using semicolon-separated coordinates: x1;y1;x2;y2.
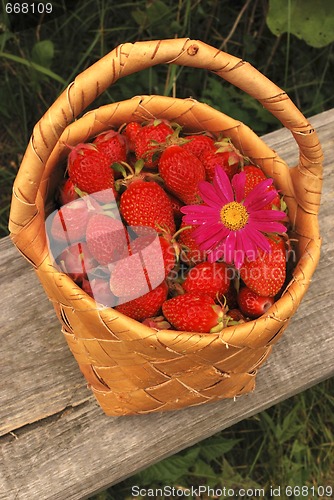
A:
0;109;333;500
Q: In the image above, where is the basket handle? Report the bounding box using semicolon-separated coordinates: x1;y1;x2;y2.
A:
9;38;323;238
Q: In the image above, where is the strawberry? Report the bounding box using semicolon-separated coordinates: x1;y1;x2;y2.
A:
243;165;281;209
67;143;116;196
237;287;274;318
182;262;230;299
119;179;176;234
158;145;206;204
177;221;207;264
115;280;168;321
86;213;129;265
142;315;171;329
58;178;79;206
168;194;184;225
202;149;240;181
50;198;90;243
92;130;127;164
181;134;216;159
227;309;246;322
109;233;174;298
239;236;286;297
82;277;117;308
134;120;174;168
162;292;224;333
122;121;141;151
56;241;97;283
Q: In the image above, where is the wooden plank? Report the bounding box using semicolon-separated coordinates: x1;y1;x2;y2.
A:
0;109;333;500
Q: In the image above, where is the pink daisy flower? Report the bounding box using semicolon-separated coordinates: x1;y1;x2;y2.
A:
180;166;287;269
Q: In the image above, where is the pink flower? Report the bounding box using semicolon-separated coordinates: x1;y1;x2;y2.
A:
180;167;287;268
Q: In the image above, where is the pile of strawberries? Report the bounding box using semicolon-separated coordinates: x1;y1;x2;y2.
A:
47;119;290;334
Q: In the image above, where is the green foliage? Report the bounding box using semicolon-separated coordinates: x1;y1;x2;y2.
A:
267;0;334;48
92;379;334;500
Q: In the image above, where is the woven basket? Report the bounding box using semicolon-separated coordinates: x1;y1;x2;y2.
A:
9;39;323;416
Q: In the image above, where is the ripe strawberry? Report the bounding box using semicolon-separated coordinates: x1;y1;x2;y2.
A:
168;194;184;225
158;145;206;204
162;292;224;333
58;178;79;205
182;262;230;299
82;277;117;308
50;198;90;243
227;309;246;322
119;179;176;234
239;236;286;297
122;121;141;151
56;241;97;283
243;165;281;209
134;120;174;168
177;221;207;264
115;280;168;321
202;149;240;181
109;233;174;298
92;130;127;164
181;134;216;159
67;143;115;196
237;286;274;318
86;213;129;265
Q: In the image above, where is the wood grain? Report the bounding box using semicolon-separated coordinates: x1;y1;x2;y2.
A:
0;109;333;500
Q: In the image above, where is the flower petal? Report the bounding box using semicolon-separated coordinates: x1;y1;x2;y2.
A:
244;178;278;211
249;209;287;221
231;171;246;203
243;226;271;254
213;167;234;203
197;180;225;208
193;224;230;249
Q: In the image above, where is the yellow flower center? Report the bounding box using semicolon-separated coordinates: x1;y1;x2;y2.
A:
220;201;249;230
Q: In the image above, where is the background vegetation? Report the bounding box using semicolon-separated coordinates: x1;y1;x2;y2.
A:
1;0;333;498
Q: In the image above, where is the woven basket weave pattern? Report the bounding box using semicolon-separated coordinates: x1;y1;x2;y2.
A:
9;39;323;415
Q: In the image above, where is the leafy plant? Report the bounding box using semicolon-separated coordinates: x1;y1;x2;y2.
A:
267;0;334;48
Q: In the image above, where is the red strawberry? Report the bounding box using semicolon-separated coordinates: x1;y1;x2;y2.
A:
119;179;176;234
202;149;240;181
115;281;168;321
182;262;230;299
58;178;79;205
158;145;206;204
177;221;207;264
50;198;90;243
109;233;174;298
122;121;141;151
239;236;286;297
162;292;224;333
67;143;115;196
92;130;127;164
227;309;246;322
237;286;274;318
82;277;117;308
134;120;174;168
86;214;129;265
182;134;216;159
243;165;281;209
56;241;97;283
168;194;184;225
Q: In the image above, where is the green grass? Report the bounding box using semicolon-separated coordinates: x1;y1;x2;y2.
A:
1;1;333;496
90;378;334;500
